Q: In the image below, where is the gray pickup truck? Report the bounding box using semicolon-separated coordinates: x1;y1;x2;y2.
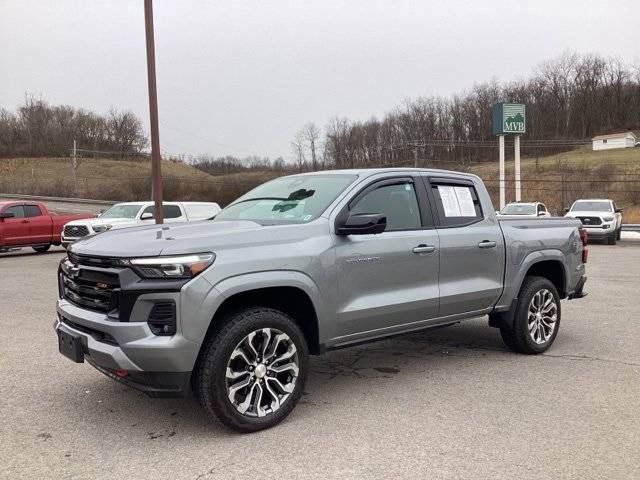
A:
55;168;588;432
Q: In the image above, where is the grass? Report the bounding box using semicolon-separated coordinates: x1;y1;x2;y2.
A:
467;147;640;223
2;147;640;222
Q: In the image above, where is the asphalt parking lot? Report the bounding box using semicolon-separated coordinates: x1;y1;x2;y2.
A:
1;241;639;480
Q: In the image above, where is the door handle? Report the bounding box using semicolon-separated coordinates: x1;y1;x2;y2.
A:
413;244;436;254
21;219;29;224
478;240;497;249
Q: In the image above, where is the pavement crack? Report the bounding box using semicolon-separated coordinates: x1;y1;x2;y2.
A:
540;353;640;367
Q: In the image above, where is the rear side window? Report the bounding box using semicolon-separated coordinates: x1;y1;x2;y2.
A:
184;203;220;219
351;182;421;231
24;205;42;217
430;182;483;227
4;205;25;218
142;204;183;219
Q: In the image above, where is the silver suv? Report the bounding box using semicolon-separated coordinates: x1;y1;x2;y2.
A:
55;168;587;431
564;198;622;245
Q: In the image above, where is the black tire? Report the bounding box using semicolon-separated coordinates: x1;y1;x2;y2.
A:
607;233;616;245
195;307;308;433
500;276;561;354
32;244;51;253
616;228;622;241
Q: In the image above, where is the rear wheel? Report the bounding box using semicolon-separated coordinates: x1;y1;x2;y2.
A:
500;276;561;354
195;307;308;432
32;244;51;253
616;228;622;241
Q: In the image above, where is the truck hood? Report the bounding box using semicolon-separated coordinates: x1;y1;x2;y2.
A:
65;217;137;228
68;220;322;257
565;211;613;218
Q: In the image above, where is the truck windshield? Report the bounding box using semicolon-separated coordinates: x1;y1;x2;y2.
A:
571;201;611;212
99;204;143;219
501;204;536;215
215;174;357;224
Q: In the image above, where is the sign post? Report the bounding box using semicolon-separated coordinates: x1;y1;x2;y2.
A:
499;135;505;209
492;103;526;208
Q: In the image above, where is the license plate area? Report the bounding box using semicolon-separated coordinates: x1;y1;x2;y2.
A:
57;329;84;363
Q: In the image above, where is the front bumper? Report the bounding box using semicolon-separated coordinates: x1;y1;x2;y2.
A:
581;224;616;236
55;299;200;397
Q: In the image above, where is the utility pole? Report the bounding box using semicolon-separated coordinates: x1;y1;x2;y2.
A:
72;139;78;194
144;0;164;224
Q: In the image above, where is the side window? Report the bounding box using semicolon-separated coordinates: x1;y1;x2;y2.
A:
164;205;182;219
430;182;483;227
351;182;421;231
141;205;183;219
537;204;544;214
24;205;43;217
5;205;25;218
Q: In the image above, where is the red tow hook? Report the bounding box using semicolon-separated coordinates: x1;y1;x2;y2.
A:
115;369;128;378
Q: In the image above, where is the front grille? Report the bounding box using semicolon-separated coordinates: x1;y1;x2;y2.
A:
59;255;121;314
576;216;602;226
63;225;90;237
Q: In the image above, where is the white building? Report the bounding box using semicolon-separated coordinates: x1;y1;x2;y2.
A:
591;131;637;151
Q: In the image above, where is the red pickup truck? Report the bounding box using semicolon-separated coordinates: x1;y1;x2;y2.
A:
0;201;93;253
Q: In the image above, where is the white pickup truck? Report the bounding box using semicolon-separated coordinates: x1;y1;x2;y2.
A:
61;201;220;248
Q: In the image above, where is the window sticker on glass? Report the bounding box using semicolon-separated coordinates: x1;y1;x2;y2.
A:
454;187;476;216
438;186;462;217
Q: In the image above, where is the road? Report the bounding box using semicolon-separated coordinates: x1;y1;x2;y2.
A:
1;241;639;479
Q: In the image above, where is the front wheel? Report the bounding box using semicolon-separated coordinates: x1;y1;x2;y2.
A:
607;233;616;245
500;276;561;354
32;244;51;253
195;307;308;432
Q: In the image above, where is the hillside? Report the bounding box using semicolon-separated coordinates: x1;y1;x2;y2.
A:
468;147;640;222
1;148;639;222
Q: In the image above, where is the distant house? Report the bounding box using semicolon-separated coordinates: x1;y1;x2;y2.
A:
591;131;637;151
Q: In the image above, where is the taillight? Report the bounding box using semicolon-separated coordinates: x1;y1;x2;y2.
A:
579;229;588;263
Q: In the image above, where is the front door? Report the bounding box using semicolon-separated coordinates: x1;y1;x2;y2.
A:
24;204;51;244
334;177;439;338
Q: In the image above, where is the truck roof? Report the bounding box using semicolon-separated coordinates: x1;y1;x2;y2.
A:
292;167;481;180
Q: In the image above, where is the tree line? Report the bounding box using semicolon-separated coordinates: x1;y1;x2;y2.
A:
0;95;147;158
289;52;640;170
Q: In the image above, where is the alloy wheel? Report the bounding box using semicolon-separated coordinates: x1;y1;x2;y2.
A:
527;289;557;344
225;328;299;418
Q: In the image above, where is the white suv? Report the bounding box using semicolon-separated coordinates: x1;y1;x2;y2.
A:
62;201;220;248
564;199;622;245
498;202;551;217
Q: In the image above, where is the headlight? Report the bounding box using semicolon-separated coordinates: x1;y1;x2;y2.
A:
93;224;113;233
127;253;215;279
602;216;614;222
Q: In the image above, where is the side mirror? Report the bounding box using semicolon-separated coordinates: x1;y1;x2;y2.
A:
336;213;386;235
564;207;570;213
0;212;15;219
615;208;623;213
140;212;154;220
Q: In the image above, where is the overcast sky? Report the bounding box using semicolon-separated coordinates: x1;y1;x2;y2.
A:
1;0;638;159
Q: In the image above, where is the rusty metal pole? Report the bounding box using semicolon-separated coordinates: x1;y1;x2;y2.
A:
144;0;164;224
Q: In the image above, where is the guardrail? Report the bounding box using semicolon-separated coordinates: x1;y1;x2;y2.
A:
0;193;116;214
622;224;640;232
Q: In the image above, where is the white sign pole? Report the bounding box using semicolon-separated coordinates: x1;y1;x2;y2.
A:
514;135;521;202
499;135;505;209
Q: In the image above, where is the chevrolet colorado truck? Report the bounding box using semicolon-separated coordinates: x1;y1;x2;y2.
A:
0;201;92;254
55;168;588;432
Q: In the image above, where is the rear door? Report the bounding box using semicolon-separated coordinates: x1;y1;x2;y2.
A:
140;204;186;223
24;204;52;243
334;175;440;338
1;205;29;245
424;176;505;317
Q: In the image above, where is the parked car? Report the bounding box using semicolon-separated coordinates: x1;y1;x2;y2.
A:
564;198;622;245
498;201;551;217
61;201;221;247
55;168;588;432
0;201;93;254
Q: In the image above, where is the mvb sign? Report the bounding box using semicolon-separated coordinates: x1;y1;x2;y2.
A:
492;103;526;135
